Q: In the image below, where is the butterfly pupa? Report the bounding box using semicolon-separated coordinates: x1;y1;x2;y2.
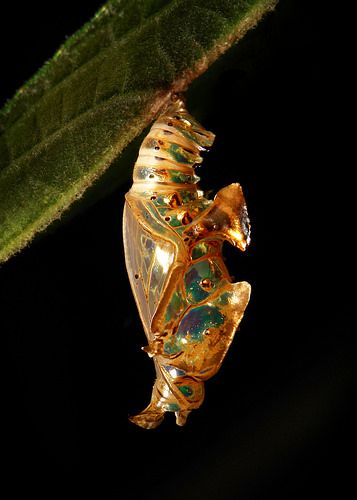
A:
123;97;251;429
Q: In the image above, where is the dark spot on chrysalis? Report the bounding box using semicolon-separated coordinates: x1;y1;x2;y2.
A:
155;146;160;150
134;274;139;279
182;212;193;225
168;122;173;126
169;193;181;208
149;174;155;179
150;195;157;201
200;278;213;290
165;216;171;222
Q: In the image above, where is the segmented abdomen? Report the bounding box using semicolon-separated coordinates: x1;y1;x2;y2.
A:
132;99;214;192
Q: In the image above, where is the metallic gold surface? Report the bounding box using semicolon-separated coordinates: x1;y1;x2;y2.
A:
123;98;251;428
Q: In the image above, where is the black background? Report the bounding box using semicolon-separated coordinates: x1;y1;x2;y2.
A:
1;1;353;499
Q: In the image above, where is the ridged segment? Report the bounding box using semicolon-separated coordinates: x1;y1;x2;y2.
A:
132;98;215;189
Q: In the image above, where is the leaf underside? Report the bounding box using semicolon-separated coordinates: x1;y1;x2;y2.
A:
0;0;277;263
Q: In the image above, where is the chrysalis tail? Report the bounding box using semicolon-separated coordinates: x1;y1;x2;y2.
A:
129;404;165;430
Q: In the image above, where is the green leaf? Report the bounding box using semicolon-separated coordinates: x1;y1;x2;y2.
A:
0;0;277;263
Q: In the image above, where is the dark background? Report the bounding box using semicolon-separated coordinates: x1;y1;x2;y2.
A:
1;1;353;498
